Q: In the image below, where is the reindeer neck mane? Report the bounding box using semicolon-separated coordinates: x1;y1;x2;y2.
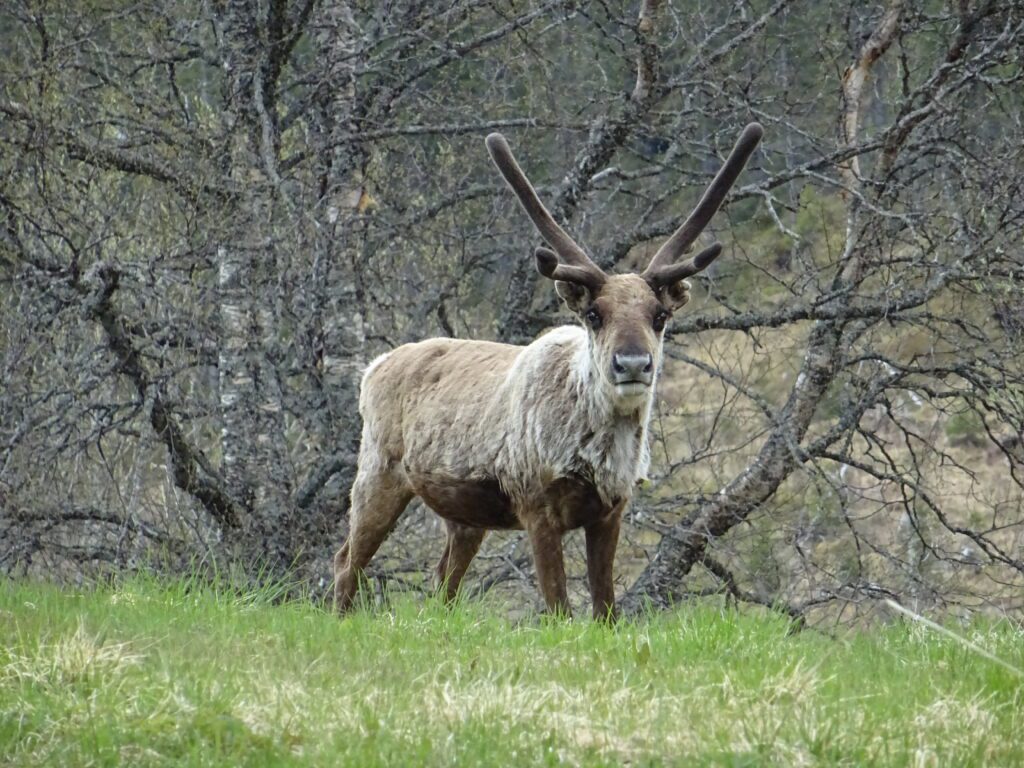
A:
567;329;654;504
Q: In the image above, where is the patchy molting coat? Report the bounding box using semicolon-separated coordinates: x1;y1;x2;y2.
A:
356;322;657;531
336;123;760;616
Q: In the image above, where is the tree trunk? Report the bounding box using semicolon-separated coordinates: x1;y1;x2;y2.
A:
624;0;904;612
215;3;293;570
623;320;846;611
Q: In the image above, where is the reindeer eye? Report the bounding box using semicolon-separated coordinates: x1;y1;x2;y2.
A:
585;308;602;330
652;310;670;332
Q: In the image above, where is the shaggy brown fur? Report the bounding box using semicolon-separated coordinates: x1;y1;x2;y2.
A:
334;125;762;618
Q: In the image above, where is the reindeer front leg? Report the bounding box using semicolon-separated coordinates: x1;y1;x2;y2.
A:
526;517;571;617
585;504;622;621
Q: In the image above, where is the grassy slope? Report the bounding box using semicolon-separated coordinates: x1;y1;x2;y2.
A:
2;579;1022;767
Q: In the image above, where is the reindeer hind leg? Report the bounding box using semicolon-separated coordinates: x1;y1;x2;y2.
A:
435;522;486;601
334;469;412;613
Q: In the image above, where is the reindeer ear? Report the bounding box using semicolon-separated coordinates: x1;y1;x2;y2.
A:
536;246;596;313
659;279;692;312
555;280;590;313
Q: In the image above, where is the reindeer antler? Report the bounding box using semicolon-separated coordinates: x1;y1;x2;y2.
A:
486;133;607;290
534;247;606;291
643;123;762;289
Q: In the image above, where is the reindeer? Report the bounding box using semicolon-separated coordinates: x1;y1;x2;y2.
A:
334;123;762;618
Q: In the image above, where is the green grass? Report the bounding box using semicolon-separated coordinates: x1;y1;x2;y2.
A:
2;578;1022;767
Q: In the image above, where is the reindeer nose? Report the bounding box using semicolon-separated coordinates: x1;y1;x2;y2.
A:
612;352;654;385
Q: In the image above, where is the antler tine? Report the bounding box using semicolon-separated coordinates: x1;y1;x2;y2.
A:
643;123;763;278
534;247;606;291
645;243;722;289
486;133;606;284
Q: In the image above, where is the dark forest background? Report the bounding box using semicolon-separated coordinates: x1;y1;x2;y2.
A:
2;0;1022;624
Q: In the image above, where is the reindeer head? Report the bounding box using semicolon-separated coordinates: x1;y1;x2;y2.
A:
486;124;762;410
